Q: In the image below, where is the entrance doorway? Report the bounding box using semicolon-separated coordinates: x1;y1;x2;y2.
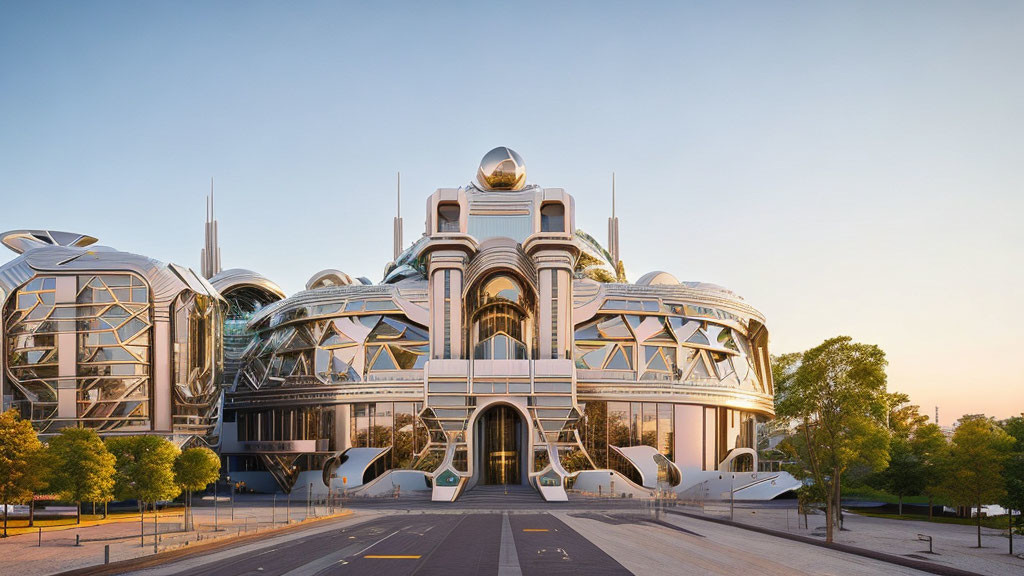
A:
476;405;524;485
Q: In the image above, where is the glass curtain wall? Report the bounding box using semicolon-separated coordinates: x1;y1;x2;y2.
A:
472;275;530;360
4;274;153;432
581;400;675;467
350;402;428;469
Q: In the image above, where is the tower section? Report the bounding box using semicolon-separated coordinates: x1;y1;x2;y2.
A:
416;147;583;501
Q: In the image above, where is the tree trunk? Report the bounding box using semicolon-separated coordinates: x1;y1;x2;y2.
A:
977;500;982;548
76;501;81;524
103;501;107;519
3;500;7;538
824;489;834;543
836;477;843;531
139;502;145;547
1009;510;1013;556
29;498;34;528
928;495;933;521
898;494;903;516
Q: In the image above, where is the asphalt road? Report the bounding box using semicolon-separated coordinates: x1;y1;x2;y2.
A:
509;513;631;575
130;512;629;576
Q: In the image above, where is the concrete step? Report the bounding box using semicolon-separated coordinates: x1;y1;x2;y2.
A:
458;484;544;504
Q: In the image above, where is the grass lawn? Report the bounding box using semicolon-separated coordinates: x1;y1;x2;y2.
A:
842;486;944;506
1;509;184;536
853;510;1018;531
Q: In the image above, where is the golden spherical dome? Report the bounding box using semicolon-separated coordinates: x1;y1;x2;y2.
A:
477;147;526;191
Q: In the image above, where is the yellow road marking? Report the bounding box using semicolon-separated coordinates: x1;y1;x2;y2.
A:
522;528;549;532
364;555;422;559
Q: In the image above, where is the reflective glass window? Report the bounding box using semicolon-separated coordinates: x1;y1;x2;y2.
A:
437;203;460;233
540;202;565;233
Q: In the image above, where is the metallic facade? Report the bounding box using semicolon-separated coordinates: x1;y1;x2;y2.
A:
0;230;224;446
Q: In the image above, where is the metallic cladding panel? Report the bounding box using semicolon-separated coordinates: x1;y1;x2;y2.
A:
468;214;533;243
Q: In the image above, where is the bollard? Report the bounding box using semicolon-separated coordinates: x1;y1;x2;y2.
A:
917;533;934;554
76;533;81;547
38;527;41;547
104;544;110;564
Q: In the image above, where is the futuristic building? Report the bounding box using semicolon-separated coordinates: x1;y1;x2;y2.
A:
0;148;799;501
217;147;796;501
0;229;224;446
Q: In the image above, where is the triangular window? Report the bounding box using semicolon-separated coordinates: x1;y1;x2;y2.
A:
645;347;669;371
689;352;712;378
687;330;710;346
606;346;632;370
370;347;398;371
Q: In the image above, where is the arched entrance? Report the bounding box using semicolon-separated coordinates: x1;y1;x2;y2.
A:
475;405;526;485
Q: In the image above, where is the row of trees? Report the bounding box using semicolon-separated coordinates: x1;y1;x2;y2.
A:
774;336;1023;551
0;409;221;537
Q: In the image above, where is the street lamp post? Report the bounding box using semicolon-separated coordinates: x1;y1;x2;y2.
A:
213;481;218;532
227;476;234;521
730;473;735;521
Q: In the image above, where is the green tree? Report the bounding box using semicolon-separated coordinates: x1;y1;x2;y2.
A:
913;423;949;520
47;428;116;524
937;415;1014;548
998;415;1023;554
106;436;181;545
881;437;923;515
876;401;948;516
773;337;890;543
173;447;220;531
0;409;47;537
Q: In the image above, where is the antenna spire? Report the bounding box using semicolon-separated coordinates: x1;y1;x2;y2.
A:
608;172;620;268
393;171;404;261
201;177;222;279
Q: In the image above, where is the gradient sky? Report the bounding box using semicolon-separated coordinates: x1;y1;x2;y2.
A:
1;1;1021;423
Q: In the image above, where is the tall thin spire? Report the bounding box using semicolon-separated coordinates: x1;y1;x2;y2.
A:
393;171;404;261
200;177;222;279
608;172;620;268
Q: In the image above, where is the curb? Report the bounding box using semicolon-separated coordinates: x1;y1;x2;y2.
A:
663;509;983;576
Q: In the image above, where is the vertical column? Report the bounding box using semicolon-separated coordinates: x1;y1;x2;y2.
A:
152;315;172;432
537;269;552;359
335;405;350;452
55;276;77;420
448;268;462;359
533;252;574;361
554;268;571;360
704;406;718;471
428;253;465;360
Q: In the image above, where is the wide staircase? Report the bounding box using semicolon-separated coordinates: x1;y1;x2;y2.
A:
456;484;546;507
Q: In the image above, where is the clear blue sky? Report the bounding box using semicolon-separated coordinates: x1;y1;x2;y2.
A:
1;1;1021;422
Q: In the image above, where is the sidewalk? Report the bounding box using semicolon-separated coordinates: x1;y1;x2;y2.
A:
675;501;1023;576
0;494;352;576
